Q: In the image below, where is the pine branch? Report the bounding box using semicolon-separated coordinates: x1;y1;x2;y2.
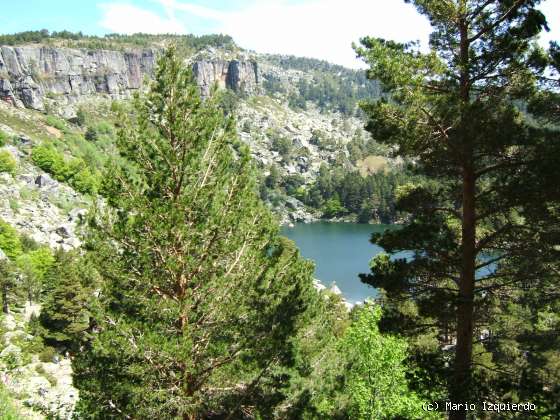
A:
468;0;525;43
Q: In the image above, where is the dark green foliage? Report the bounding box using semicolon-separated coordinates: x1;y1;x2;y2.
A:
270;133;293;158
0;30;237;53
304;164;408;222
73;47;319;419
84;127;98;142
0;258;16;314
264;54;383;116
356;0;559;416
265;164;281;189
321;196;347;218
282;174;305;196
39;251;96;351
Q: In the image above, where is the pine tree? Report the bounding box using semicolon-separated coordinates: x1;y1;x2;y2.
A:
73;47;317;419
38;250;96;351
0;258;16;314
355;1;558;418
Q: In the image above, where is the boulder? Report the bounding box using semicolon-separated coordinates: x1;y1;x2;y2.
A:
16;134;32;146
35;173;57;188
55;224;73;238
68;208;87;223
0;343;22;360
1;314;17;331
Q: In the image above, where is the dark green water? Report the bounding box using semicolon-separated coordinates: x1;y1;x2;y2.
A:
282;222;396;304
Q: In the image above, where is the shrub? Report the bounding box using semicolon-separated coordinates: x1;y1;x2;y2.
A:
0;130;8;147
271;135;293;158
75;108;86;126
0;151;16;175
95;121;113;136
84;127;98;142
8;199;18;213
38;346;57;363
45;372;58;386
45;115;66;131
0;219;22;259
31;144;65;173
321;197;347;218
71;167;99;194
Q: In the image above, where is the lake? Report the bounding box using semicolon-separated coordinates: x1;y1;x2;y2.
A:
281;222;395;304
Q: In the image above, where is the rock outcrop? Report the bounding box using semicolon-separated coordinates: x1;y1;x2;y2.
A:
192;59;259;97
0;45;262;111
0;46;158;111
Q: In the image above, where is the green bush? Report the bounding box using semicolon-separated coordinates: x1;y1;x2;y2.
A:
38;346;57;363
0;151;16;175
271;135;293;158
95;121;114;136
0;219;22;259
75;109;86;126
84;127;98;142
31;144;65;174
0;131;8;147
45;115;66;131
321;197;347;218
72;167;99;194
31;144;99;194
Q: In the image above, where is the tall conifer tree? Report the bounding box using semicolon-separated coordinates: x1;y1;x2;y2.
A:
356;1;558;418
73;47;317;419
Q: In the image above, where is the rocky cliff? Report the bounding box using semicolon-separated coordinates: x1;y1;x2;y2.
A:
0;46;158;112
0;45;260;113
192;59;259;97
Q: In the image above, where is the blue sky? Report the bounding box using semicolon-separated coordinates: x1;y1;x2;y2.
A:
2;1;559;68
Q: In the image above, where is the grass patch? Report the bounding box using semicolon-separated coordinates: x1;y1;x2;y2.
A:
0;382;23;420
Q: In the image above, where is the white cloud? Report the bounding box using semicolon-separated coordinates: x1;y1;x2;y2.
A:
99;3;186;34
538;0;560;48
161;0;432;69
99;0;560;68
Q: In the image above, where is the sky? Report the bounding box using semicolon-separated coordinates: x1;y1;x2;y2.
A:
1;0;559;69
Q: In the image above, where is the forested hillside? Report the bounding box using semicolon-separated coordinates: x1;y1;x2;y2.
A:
0;1;559;419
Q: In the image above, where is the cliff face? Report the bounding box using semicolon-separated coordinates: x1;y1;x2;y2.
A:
0;46;158;111
0;46;261;112
192;59;259;97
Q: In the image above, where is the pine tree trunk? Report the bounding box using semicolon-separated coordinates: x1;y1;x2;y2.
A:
450;13;476;420
451;164;476;420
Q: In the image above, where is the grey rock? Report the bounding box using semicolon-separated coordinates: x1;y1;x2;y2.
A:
0;343;22;359
0;45;158;109
192;59;259;98
16;134;32;146
68;208;87;222
55;224;73;238
35;173;57;188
